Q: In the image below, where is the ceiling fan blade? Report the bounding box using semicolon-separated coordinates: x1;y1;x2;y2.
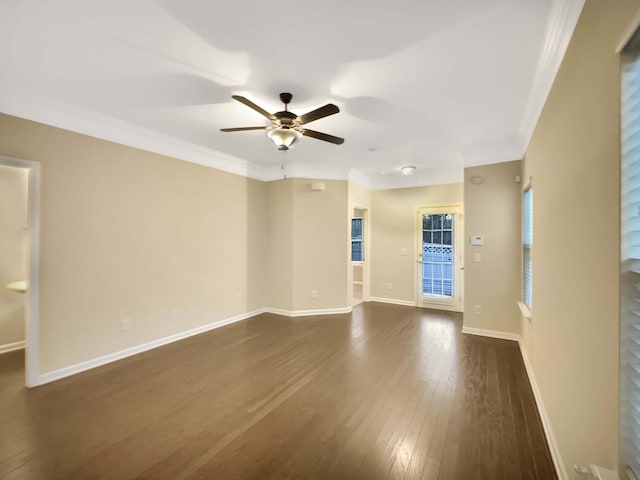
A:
302;129;345;145
220;126;269;132
231;95;275;120
296;104;340;125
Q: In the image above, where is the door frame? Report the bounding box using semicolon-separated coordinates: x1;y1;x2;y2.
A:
0;155;41;387
415;204;463;312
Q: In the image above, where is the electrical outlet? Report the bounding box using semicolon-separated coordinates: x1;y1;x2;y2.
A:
170;309;178;322
311;290;318;299
386;283;393;290
473;252;482;262
122;318;132;332
236;293;243;303
474;305;482;314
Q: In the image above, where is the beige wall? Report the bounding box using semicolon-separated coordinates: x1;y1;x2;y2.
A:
266;178;350;313
0;114;268;373
0;164;28;346
266;179;294;311
370;183;463;303
463;161;522;335
349;181;371;210
291;179;349;311
521;0;640;473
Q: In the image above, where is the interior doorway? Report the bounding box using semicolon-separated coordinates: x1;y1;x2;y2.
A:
0;156;40;387
351;206;368;306
417;205;463;312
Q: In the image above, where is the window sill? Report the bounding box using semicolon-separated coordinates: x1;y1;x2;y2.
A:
352;261;364;266
517;301;532;320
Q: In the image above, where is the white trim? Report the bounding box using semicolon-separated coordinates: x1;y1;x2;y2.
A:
461;142;525;168
0;81;457;190
461;326;521;342
0;0;587;192
0;155;41;388
0;340;25;354
347;169;375;191
517;300;532;320
518;340;568;480
369;297;417;307
519;0;585;152
265;307;352;317
37;309;266;386
462;327;567;479
0;81;263;179
366;169;463;191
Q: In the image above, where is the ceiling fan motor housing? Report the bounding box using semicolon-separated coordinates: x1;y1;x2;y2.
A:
275;110;297;127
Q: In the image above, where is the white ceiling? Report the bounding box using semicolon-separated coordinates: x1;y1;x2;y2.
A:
0;0;584;189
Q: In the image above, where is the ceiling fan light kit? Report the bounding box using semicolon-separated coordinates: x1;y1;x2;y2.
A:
221;92;344;150
267;127;302;151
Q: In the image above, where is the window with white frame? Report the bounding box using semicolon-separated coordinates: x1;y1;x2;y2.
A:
351;218;363;262
620;40;640;479
523;188;533;308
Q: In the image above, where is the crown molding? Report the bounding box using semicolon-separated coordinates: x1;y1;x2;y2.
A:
0;83;460;190
519;0;585;150
347;168;376;190
0;0;585;195
462;141;525;168
365;168;463;190
0;82;388;187
0;81;260;178
263;162;351;182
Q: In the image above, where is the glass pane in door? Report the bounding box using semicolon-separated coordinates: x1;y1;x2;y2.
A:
422;213;455;297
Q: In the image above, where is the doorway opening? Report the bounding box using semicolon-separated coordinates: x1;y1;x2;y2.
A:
351;206;368;306
417;205;463;312
0;156;40;387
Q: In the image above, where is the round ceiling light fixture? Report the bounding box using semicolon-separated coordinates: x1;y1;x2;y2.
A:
401;165;417;176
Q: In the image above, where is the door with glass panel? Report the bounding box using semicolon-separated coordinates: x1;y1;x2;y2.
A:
417;206;463;311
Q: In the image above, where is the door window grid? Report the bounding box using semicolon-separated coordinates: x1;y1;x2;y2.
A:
422;214;454;297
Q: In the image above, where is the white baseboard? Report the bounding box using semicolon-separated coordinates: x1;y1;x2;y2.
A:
518;341;568;480
0;340;25;354
461;326;521;342
369;297;417;307
37;308;267;386
462;325;566;479
265;306;352;317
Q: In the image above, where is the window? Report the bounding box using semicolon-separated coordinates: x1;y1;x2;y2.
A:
422;213;454;297
523;188;533;308
620;44;640;479
351;218;363;262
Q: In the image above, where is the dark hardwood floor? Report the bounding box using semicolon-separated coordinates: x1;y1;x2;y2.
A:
0;303;556;479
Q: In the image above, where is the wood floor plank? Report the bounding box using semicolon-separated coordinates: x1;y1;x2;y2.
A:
0;303;557;480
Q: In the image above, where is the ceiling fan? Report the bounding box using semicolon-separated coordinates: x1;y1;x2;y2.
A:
220;92;344;150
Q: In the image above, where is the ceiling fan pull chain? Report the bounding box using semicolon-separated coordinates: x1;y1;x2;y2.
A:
281;154;287;179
